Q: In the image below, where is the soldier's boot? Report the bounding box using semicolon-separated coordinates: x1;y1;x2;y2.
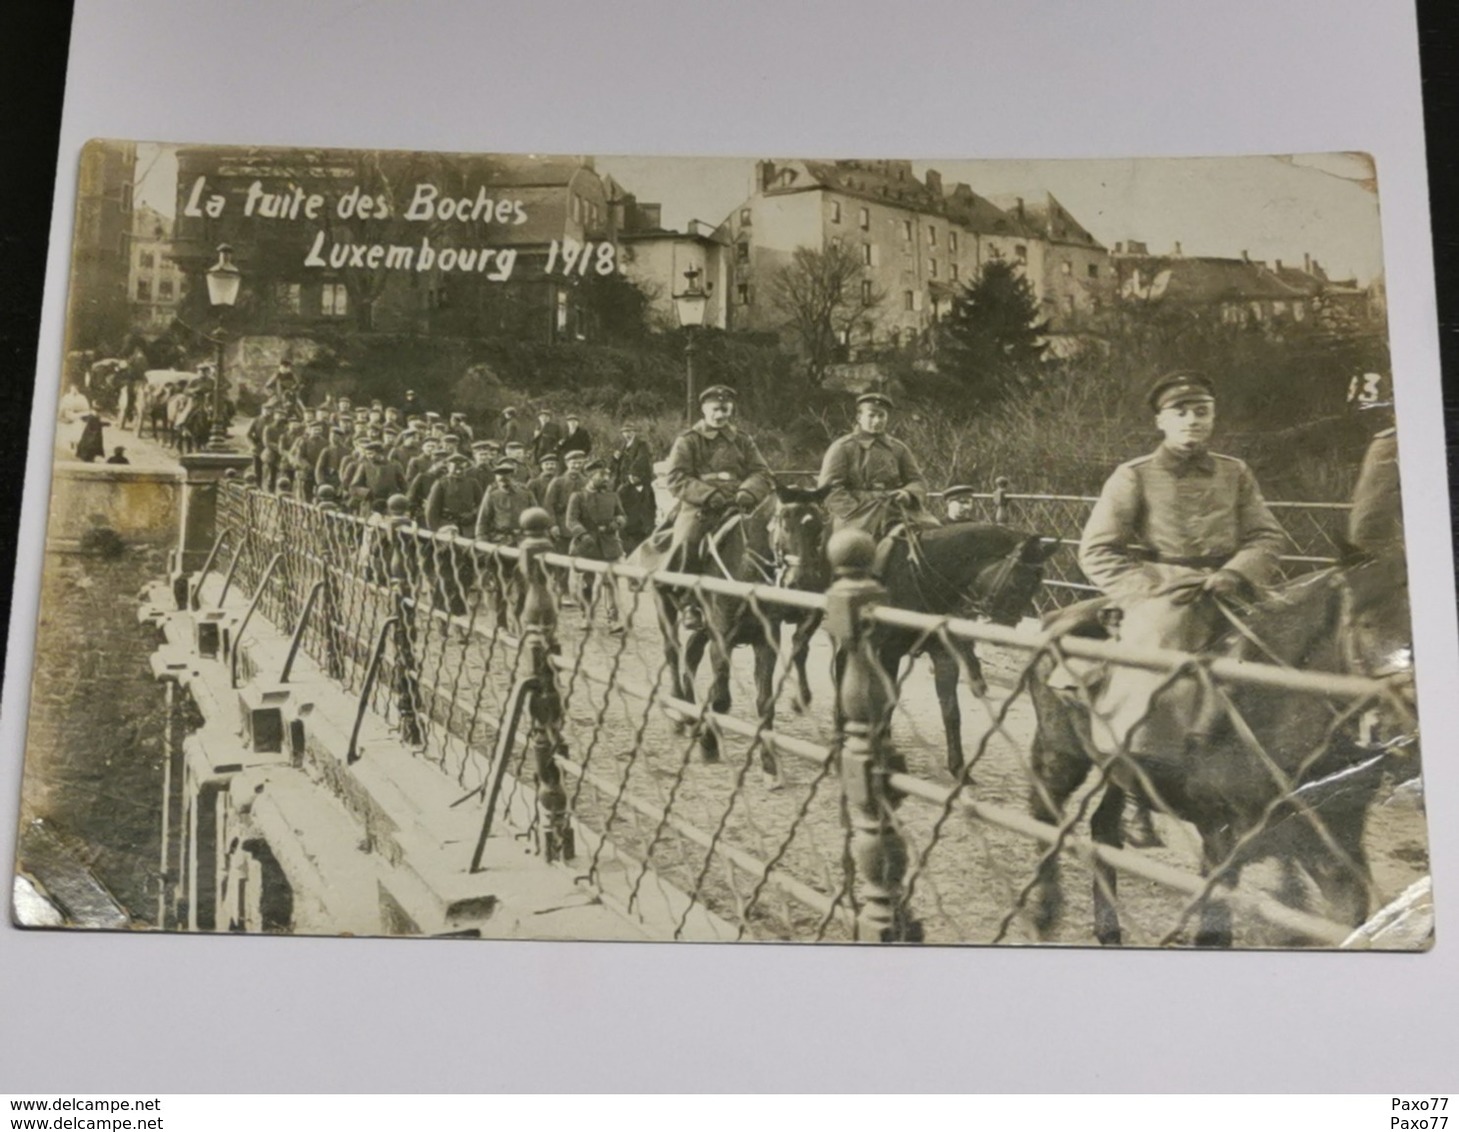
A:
871;524;907;580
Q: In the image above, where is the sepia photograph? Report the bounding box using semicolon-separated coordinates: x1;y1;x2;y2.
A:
10;140;1431;949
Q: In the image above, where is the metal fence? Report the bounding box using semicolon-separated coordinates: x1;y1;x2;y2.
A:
207;481;1419;948
929;478;1354;614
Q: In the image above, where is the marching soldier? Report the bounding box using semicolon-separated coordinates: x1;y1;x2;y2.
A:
611;422;654;489
349;440;409;516
288;419;330;503
566;458;628;631
663;385;774;629
817;391;938;549
1079;372;1287;602
545;450;591;539
476;458;534;544
529;453;561;509
425;453;483;531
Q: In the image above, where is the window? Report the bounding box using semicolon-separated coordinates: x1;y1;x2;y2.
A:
928;226;937;246
861;244;873;266
158;280;173;299
1061;261;1073;276
740;208;752;226
779;169;795;187
858;207;869;230
949;231;958;253
736;242;749;263
950;263;959;282
275;282;301;314
1087;263;1099;279
903;290;915;311
1063;295;1075;313
929;258;938;277
913;290;923;311
861;280;872;303
1014;244;1027;261
902;219;913;242
139;250;154;269
830;201;842;223
737;283;750;305
570;195;582;223
322;282;349;317
135;279;151;301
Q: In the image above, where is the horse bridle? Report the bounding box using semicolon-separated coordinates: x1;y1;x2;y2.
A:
902;525;1035;622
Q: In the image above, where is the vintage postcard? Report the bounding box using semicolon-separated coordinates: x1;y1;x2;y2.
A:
9;141;1431;948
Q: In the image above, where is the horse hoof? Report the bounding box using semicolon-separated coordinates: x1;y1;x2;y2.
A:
1097;929;1124;947
696;743;720;764
1194;930;1232;949
762;769;784;793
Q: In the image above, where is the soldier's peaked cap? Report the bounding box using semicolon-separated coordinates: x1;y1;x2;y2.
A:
493;458;516;473
1148;371;1216;411
563;449;587;461
471;439;495;451
584;457;606;472
699;384;737;403
941;484;979;501
857;391;895;410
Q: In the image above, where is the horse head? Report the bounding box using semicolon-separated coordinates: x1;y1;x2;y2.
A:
969;531;1061;625
767;483;832;591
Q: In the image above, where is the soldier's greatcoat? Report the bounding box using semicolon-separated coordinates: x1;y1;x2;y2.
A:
1347;428;1402;554
611;438;655;488
425;474;483;531
475;483;535;542
566;486;626;560
817;429;936;536
1078;445;1287;597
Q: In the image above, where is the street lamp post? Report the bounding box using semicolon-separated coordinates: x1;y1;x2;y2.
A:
673;266;709;424
204;244;241;451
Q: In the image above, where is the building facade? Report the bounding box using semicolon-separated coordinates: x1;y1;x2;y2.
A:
721;159;1112;354
68;140;137;351
129;205;184;331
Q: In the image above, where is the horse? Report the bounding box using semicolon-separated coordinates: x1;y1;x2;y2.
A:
865;523;1061;775
1024;546;1415;948
644;484;833;779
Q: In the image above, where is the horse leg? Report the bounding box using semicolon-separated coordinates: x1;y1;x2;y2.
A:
790;611;822;714
695;635;730;763
675;625;708;736
1090;782;1127;945
1307;831;1371;931
1194;822;1239;948
931;646;966;777
1026;672;1095;939
752;639;780;783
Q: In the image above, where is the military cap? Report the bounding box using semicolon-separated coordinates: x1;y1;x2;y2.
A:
1148;371;1216;411
502;406;517;416
940;485;979;502
471;439;495;452
315;484;338;502
425;411;442;421
443;453;470;467
538;452;561;465
699;384;737;404
537;407;552;416
565;412;580;421
857;391;895;411
441;432;462;444
330;425;348;435
562;449;587;462
493;458;517;474
584;457;606;472
450;411;466;420
363;440;383;451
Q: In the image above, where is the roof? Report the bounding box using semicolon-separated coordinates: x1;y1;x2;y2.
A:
1120;255;1306;303
987;192;1104;249
762;159;946;214
941;183;1031;237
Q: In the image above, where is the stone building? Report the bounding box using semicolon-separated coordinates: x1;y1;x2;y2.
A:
720;159;1111;355
68;139;137;350
129;205;184;330
617;217;731;331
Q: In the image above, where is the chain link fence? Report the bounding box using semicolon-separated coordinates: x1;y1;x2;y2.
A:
207;481;1422;948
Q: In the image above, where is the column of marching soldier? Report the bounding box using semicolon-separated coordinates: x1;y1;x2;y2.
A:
243;386;661;629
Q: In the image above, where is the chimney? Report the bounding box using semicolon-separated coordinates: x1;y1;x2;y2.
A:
1304;252;1311;273
1241;250;1249;262
1114;241;1123;254
1173;241;1183;257
925;169;942;195
1015;196;1025;218
1274;259;1282;272
757;160;776;191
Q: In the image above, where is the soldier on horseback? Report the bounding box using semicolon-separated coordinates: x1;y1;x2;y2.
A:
1079;372;1286;604
817;391;939;577
663;385;774;631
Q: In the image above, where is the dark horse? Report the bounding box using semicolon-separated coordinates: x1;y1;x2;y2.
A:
868;523;1060;775
648;484;833;779
1026;546;1415;947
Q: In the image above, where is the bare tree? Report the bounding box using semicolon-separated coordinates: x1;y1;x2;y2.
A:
768;243;885;386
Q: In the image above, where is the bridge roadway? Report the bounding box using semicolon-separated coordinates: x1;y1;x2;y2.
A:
357;562;1430;947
